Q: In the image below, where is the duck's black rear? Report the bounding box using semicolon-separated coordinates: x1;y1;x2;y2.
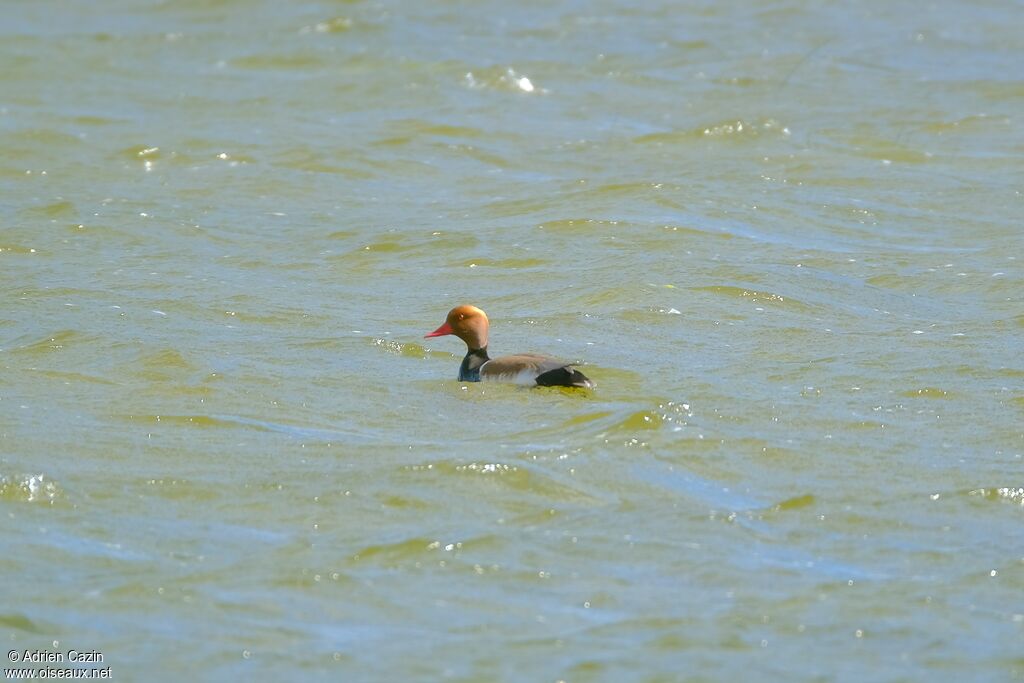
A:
535;365;594;389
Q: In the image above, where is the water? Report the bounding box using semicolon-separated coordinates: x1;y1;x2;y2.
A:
2;0;1022;680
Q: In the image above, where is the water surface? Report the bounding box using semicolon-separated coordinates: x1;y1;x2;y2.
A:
2;0;1023;680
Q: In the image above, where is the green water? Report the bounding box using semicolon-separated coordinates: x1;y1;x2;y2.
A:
2;0;1022;680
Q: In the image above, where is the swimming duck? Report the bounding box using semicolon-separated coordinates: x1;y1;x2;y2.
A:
425;305;594;389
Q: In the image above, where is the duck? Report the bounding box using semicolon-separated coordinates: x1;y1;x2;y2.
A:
425;305;594;389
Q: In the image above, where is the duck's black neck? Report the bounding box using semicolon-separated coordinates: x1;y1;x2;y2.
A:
458;346;490;382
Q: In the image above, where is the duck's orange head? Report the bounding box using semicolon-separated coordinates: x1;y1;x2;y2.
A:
425;304;489;350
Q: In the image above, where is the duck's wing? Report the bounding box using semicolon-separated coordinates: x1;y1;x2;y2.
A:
481;353;594;388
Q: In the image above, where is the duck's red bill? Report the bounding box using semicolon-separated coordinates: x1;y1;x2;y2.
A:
425;322;454;338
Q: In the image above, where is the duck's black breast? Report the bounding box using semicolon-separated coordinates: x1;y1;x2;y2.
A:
458;347;490;382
